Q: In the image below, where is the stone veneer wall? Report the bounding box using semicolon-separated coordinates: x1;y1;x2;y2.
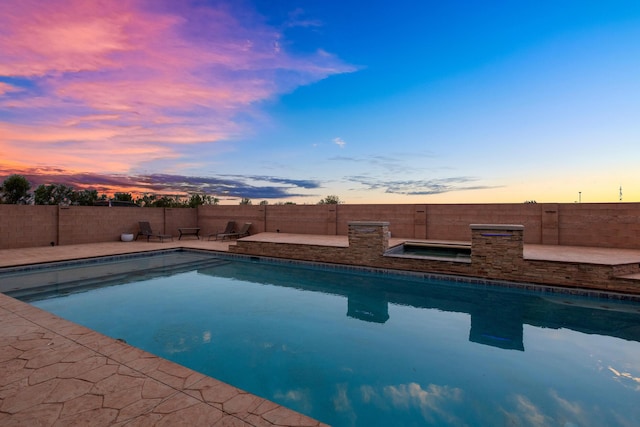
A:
468;225;640;292
230;221;475;277
231;222;640;294
348;222;391;263
470;224;525;279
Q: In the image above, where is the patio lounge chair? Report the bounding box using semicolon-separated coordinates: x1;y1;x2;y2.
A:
208;221;236;241
136;221;173;242
216;222;251;241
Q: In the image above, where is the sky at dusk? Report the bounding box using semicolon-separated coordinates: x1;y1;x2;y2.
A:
1;0;639;204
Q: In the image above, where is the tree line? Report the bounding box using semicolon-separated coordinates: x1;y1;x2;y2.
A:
0;174;218;207
1;174;344;206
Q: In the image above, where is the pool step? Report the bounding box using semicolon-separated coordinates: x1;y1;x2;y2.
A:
5;258;231;301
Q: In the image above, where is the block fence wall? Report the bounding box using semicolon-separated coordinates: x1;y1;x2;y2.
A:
1;202;639;250
0;205;196;249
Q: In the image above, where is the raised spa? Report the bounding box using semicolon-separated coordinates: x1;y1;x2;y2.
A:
386;241;472;261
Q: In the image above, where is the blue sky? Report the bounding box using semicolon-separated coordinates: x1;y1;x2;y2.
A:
1;0;639;203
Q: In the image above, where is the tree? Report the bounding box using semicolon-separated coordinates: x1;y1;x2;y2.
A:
33;184;106;206
113;192;134;202
73;189;101;206
33;183;75;205
136;194;156;207
259;200;269;205
1;174;31;204
239;197;252;205
148;195;182;208
318;195;342;205
187;193;219;208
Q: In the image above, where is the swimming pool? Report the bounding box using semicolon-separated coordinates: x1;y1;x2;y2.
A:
3;251;640;426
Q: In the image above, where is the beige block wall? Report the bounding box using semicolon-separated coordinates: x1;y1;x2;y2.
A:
265;205;335;235
540;204;559;245
0;205;58;249
2;202;640;249
134;209;168;238
426;204;542;243
58;206;163;245
198;205;264;238
557;203;640;247
165;208;198;236
337;205;416;237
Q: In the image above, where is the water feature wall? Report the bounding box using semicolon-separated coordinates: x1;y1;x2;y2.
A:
230;222;640;293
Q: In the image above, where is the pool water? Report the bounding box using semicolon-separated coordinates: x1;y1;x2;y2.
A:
385;242;471;261
6;252;640;426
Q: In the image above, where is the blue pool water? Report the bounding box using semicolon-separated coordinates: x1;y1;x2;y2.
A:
4;251;640;426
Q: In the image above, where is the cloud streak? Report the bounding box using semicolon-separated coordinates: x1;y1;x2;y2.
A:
333;137;346;148
0;165;320;200
0;0;354;175
328;152;437;174
347;175;498;195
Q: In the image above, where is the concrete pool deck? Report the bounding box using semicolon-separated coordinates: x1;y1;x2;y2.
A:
2;236;640;426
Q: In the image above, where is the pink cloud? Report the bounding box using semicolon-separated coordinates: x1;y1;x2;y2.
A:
0;0;354;175
0;82;22;95
0;0;136;76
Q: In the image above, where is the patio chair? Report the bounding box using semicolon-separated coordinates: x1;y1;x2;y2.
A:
216;222;251;241
208;221;236;241
136;221;173;242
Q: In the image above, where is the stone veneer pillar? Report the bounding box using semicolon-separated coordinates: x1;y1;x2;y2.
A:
348;221;390;263
470;224;524;279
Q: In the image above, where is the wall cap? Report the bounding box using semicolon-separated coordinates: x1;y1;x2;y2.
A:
470;224;524;231
348;221;390;226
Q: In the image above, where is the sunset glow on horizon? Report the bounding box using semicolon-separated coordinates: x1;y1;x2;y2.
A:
2;1;639;204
